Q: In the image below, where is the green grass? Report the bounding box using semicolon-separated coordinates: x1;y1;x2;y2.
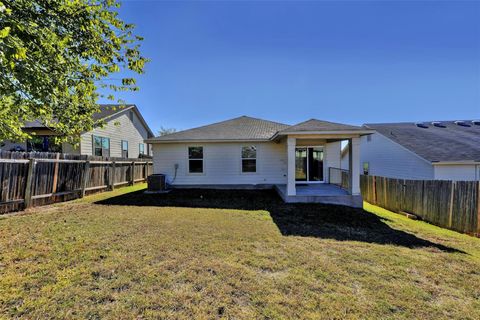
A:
1;184;479;319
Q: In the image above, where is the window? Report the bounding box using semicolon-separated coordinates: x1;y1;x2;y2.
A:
188;146;203;173
139;143;145;155
121;140;128;158
363;162;369;175
129;110;134;121
241;146;257;173
367;135;372;142
93;136;110;157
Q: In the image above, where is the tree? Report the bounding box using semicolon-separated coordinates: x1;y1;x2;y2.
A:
0;0;148;143
158;126;177;136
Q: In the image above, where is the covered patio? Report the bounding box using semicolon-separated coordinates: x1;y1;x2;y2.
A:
271;119;374;207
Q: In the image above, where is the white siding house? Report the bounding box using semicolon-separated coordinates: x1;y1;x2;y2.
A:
1;105;154;158
80;108;152;157
359;133;434;180
360;121;480;181
147;116;373;207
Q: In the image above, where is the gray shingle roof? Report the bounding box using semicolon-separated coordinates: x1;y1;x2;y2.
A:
23;104;154;137
149;116;290;142
92;104;134;121
23;105;133;128
279;119;367;133
364;121;480;162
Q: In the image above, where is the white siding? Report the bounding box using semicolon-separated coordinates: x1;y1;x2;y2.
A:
434;164;479;181
360;133;434;179
80;110;150;158
324;141;341;183
153;142;287;185
340;150;349;170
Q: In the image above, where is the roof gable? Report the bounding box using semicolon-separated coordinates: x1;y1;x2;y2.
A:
279;119;366;133
365;121;480;162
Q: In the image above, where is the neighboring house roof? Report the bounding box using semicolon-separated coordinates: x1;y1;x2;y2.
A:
364;121;480;163
278;119;368;134
146;116;373;143
23;104;154;138
147;116;290;142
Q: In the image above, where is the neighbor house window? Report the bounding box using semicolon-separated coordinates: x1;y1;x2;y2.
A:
241;146;257;173
121;140;128;158
188;146;203;173
93;136;110;157
139;143;145;155
363;162;369;175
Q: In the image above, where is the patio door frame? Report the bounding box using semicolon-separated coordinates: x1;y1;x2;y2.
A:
295;145;325;184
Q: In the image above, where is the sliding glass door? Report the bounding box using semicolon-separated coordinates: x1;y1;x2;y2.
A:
295;147;324;182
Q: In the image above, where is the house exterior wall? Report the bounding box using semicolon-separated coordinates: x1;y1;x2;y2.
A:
360;133;435;180
152;141;288;185
324;141;341;183
433;164;479;181
340;150;349;170
80;110;150;158
152;140;345;186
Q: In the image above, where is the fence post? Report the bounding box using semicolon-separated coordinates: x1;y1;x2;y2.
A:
81;160;90;198
476;181;480;236
448;181;455;228
109;161;116;190
24;159;36;209
130;161;135;185
51;153;60;194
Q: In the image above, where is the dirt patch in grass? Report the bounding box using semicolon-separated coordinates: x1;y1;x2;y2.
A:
0;186;479;319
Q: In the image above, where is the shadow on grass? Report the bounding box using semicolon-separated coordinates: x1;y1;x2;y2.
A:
95;188;464;253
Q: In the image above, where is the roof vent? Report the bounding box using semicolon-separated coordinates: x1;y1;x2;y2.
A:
431;121;446;128
415;123;428;129
454;120;471;127
472;120;480;126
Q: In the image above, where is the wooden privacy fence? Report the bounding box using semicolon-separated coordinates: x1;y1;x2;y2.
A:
360;175;480;236
0;151;153;214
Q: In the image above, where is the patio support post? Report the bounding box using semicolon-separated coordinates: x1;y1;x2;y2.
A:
287;136;296;196
349;137;361;195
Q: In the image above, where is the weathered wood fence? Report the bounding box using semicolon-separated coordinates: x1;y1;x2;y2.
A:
360;175;480;236
0;151;153;214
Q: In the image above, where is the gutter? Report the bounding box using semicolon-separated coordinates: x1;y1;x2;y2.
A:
432;161;480;165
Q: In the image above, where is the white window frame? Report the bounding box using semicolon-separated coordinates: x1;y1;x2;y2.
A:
92;135;110;157
241;145;257;174
121;140;129;158
187;146;204;174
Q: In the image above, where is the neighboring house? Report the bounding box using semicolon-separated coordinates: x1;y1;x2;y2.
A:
1;105;154;158
358;120;480;181
146;116;373;207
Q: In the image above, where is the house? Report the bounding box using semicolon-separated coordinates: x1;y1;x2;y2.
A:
358;120;480;181
1;104;154;158
145;116;374;207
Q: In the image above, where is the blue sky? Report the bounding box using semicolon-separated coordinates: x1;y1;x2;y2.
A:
103;0;480;133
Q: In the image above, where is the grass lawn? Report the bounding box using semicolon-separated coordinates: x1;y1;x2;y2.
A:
1;184;479;319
